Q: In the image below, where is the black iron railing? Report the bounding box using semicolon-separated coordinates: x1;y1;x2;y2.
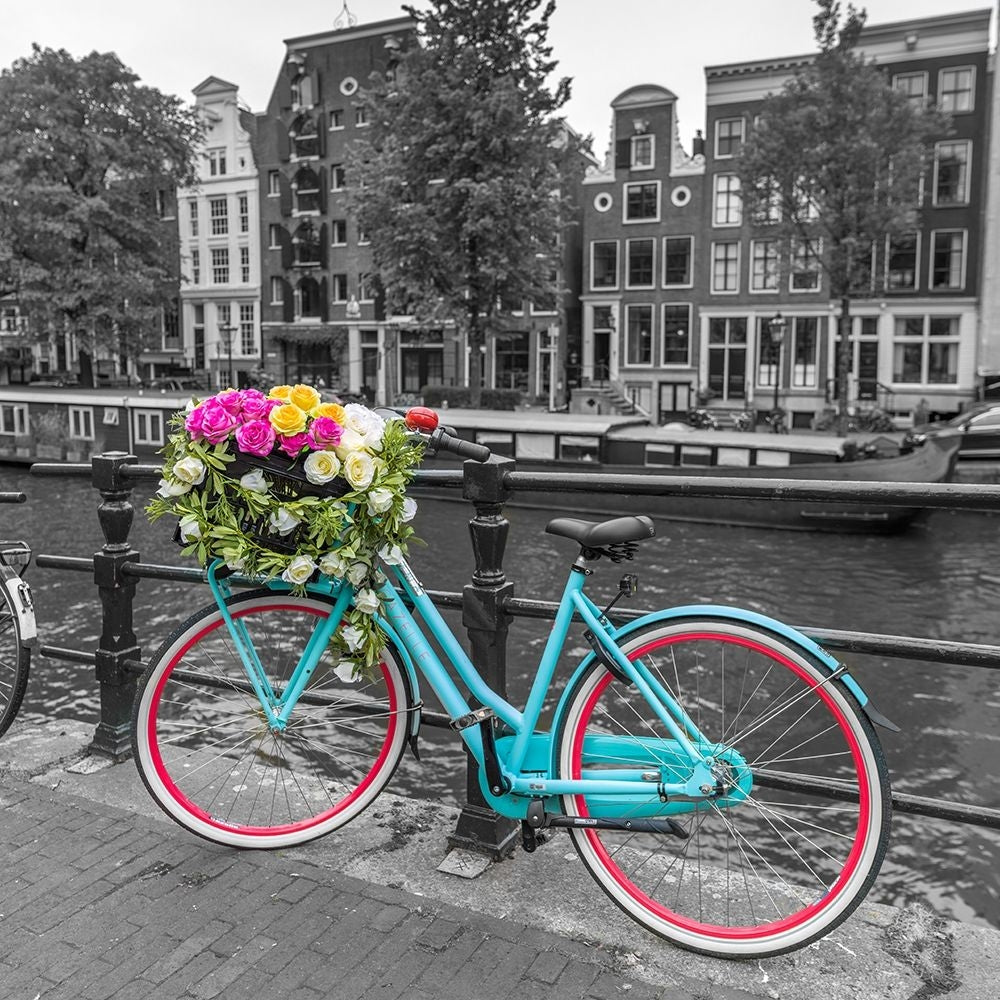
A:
27;453;1000;855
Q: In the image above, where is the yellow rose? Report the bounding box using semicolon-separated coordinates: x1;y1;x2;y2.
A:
269;403;307;435
289;383;321;414
343;450;376;490
316;402;347;423
268;385;292;401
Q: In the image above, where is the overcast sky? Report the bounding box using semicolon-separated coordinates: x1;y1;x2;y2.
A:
0;0;988;157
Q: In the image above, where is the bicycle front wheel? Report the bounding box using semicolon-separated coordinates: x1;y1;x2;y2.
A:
0;582;30;739
132;590;412;849
556;618;891;959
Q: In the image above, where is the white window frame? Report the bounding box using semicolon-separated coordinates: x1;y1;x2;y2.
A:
240;246;250;284
714;117;744;159
789;238;822;293
885;232;921;291
211;247;229;285
660;303;691;367
329;108;344;130
331;219;347;246
69;406;95;441
662;236;693;289
268;225;281;250
206;149;227;177
933;140;971;207
625;237;655;290
891;315;961;385
710;241;740;295
622;181;661;224
750;239;780;292
590;240;619;291
893;71;928;107
0;403;28;436
624;303;654;368
187;199;199;237
332;273;348;302
929;229;967;291
713;174;742;227
239;303;255;355
270;276;284;305
267;171;280;196
630;134;654;170
790;316;820;388
133;410;164;447
938;66;975;114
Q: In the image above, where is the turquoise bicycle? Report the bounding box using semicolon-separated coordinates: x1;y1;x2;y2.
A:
131;410;893;959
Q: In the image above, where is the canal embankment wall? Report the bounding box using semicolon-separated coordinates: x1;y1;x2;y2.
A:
2;718;998;1000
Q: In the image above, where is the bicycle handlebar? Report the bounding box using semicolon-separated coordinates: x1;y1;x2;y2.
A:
402;406;492;463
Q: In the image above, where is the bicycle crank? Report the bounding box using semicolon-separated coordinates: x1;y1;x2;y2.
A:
520;800;688;852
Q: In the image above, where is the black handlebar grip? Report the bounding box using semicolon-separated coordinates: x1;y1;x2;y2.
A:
431;428;492;463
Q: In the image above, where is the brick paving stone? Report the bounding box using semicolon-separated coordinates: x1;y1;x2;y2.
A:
527;948;571;984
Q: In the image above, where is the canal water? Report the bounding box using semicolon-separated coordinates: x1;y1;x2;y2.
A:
2;464;999;930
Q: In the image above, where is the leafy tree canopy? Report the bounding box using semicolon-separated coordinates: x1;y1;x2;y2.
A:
347;0;578;401
0;45;203;368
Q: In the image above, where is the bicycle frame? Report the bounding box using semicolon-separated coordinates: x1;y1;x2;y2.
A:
207;555;734;823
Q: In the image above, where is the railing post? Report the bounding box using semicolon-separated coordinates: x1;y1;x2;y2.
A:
449;454;520;859
89;452;142;760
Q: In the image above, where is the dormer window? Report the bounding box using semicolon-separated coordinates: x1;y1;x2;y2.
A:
631;135;654;170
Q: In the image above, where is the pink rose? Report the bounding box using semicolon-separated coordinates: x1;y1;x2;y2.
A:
185;405;206;440
235;419;277;457
277;431;311;458
308;416;343;450
239;388;273;421
198;399;240;445
215;389;243;416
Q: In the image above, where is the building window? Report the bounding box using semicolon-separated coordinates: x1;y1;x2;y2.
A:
209;197;228;236
292;221;321;266
240;246;250;284
211;248;229;284
790;238;822;292
933;141;970;206
238;194;249;233
270;277;284;304
190;249;200;284
206;149;227;177
332;273;348;302
886;233;919;290
631;135;654;169
0;403;28;436
707;316;747;401
713;174;742;226
751;176;781;224
749;240;780;292
591;240;619;289
68;406;95;441
893;71;928;107
188;199;199;237
626;238;654;288
294;167;321;213
357;225;370;246
625;305;653;366
133;410;164;446
267;171;280;196
268;224;282;249
715;117;744;158
331;164;346;190
623;182;659;222
790;316;819;387
329;108;344;130
663;236;693;287
711;241;740;293
938;67;974;113
661;304;690;365
291;113;319;159
930;230;966;290
355;106;369;127
331;219;347;245
239;303;255;355
358;273;376;302
892;315;959;384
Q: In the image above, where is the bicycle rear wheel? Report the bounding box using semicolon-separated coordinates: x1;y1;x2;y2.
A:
0;583;30;738
556;618;891;959
132;589;411;849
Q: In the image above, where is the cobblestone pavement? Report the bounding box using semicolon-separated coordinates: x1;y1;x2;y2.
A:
0;775;745;1000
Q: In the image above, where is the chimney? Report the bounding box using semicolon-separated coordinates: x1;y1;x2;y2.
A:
692;129;705;157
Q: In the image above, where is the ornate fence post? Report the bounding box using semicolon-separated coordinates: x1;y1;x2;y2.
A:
449;454;520;858
89;452;142;759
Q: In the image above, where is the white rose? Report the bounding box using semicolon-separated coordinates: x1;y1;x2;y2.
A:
268;507;302;536
304;450;341;485
178;514;202;541
239;468;270;493
334;427;366;459
318;550;349;578
344;403;386;440
333;660;359;683
172;455;206;486
341;625;365;652
281;554;317;585
400;497;417;522
342;450;375;490
366;487;395;516
157;477;191;498
378;543;404;565
224;555;245;572
346;561;369;586
354;588;380;615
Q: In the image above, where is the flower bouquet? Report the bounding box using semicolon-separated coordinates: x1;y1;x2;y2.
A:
146;383;423;673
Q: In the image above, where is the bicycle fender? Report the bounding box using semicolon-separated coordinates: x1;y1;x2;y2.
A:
553;605;872;724
373;614;422;740
3;576;37;645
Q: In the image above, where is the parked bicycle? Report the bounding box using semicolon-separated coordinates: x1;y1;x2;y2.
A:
1;492;37;738
763;407;788;434
131;410;894;959
686;407;718;430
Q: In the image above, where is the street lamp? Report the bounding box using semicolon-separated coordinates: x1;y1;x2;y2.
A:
768;312;787;429
218;324;236;389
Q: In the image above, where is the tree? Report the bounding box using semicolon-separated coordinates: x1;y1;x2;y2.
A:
736;1;948;431
0;46;203;383
347;0;577;405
